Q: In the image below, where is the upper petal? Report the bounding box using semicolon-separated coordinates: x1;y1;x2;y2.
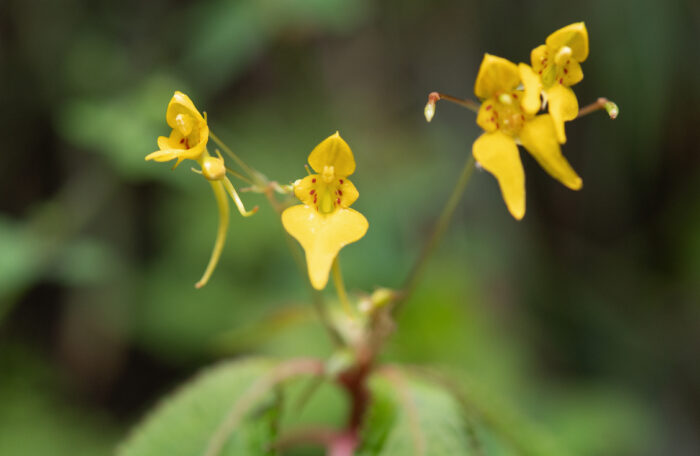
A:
308;132;356;177
281;205;369;289
546;22;589;62
474;54;521;100
545;85;579;144
518;63;543;115
472;132;526;220
519;114;582;190
166;91;205;129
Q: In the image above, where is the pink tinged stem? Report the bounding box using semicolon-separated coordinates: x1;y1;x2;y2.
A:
577;97;619;119
328;432;358;456
428;91;480;113
195;180;230;289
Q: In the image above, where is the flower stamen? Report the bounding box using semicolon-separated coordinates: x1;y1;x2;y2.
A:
554;46;573;66
322;166;335;183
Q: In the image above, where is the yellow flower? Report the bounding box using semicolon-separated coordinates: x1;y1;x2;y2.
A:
281;133;369;290
145;91;210;168
525;22;589;143
146;91;256;288
473;54;582;220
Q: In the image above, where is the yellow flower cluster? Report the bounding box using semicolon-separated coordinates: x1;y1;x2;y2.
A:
472;23;589;219
146;23;600;292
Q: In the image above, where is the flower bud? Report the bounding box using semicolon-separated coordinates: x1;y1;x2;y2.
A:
604;101;619;119
201;156;226;181
424;99;436;122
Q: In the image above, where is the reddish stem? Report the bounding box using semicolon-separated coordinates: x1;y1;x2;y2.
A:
329;347;373;455
428;91;480;112
577;97;618;119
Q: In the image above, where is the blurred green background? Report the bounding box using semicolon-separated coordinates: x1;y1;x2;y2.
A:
1;0;699;454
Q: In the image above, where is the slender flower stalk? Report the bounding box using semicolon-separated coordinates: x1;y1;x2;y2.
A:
209;130;258;181
224;166;254;185
396;155;476;311
332;257;353;317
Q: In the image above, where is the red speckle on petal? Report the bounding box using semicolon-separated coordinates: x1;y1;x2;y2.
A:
312;178;316;183
559;78;563;84
314;196;317;203
338;189;342;196
538;70;542;74
564;68;568;74
566;60;570;64
179;138;185;144
486;105;492;111
310;189;315;195
490;116;495;122
512;93;518;99
337;198;341;204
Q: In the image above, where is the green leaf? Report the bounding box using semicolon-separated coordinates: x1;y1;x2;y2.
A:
359;368;479;456
412;369;571;456
118;357;312;456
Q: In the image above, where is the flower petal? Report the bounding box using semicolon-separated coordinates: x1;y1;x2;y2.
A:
476;98;499;132
338;179;359;207
472;132;525;220
530;44;549;73
545;22;589;62
561;59;583;86
146;130;208;164
545;85;579;144
519;114;582;190
308;132;356;177
518;63;543;115
145;149;182;162
474;54;521;100
281;205;369;289
166;91;205;129
293;175;318;206
293;175;359;210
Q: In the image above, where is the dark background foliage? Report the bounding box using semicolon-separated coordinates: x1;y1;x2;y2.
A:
0;0;698;454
